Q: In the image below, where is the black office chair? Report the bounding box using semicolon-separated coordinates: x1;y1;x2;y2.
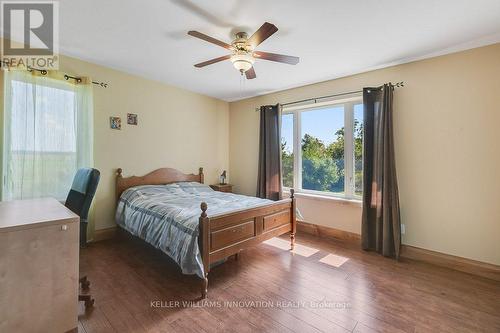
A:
65;168;100;247
65;167;100;308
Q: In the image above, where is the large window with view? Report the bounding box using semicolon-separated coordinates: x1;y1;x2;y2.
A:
2;71;93;201
281;96;363;199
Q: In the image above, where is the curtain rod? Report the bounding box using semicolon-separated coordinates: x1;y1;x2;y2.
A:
254;81;404;111
27;67;109;88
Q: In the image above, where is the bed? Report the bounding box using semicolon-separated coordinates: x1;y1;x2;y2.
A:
115;167;296;298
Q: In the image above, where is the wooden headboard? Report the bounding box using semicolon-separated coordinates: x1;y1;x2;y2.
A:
116;167;204;198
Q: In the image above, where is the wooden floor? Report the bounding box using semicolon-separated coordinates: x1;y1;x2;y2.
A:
78;232;500;333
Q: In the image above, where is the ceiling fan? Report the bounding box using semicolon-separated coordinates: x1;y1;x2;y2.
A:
188;22;299;79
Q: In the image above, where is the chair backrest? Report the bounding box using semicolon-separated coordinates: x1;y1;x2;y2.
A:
65;168;100;222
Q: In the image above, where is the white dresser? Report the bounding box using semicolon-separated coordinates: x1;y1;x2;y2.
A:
0;198;80;333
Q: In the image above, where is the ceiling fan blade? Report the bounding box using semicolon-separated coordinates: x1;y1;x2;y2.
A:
245;67;256;79
253;51;299;65
188;31;232;49
194;55;231;68
247;22;278;48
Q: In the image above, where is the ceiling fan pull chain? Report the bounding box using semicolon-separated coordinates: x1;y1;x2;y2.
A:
239;73;244;98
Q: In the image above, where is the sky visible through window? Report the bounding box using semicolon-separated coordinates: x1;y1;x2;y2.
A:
282;114;293;153
282;104;363;151
354;104;363;126
282;105;345;153
302;105;343;143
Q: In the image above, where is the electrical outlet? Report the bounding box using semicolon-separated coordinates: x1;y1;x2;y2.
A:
401;224;406;235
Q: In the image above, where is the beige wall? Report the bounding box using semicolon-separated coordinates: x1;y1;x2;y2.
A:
229;43;500;265
0;51;230;238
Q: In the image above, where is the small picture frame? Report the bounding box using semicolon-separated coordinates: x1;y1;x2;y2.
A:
110;116;121;130
127;113;138;125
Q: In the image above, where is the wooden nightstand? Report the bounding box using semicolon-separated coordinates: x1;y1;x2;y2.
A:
210;184;233;193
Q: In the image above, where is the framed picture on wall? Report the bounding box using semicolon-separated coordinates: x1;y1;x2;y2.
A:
127;113;138;125
110;116;121;130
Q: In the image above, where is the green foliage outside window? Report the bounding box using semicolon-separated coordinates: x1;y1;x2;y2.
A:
281;140;294;188
281;120;363;195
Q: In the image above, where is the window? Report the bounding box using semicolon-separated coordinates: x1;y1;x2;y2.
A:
280;96;363;199
2;71;93;200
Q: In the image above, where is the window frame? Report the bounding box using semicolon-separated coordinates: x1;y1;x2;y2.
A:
281;94;363;201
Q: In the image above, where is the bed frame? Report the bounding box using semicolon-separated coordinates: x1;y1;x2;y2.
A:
116;167;296;298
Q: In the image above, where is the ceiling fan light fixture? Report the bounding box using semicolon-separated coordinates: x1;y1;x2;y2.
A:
230;53;255;73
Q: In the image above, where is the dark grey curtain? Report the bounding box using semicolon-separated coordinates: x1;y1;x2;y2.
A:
257;104;282;201
361;84;401;258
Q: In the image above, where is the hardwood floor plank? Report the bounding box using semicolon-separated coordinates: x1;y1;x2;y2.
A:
240;246;414;332
78;234;500;333
79;307;115;333
222;279;324;333
99;298;147;332
234;248;411;333
276;235;500;329
229;280;350;332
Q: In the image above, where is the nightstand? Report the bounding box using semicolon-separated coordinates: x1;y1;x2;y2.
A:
210;184;233;193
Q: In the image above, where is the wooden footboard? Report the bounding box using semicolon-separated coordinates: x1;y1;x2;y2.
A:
198;189;297;298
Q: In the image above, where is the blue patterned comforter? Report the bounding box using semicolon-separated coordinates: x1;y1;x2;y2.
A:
115;182;272;278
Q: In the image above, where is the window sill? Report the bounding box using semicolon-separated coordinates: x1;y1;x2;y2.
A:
283;190;362;207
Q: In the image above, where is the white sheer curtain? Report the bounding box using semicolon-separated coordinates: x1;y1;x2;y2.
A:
2;70;93;200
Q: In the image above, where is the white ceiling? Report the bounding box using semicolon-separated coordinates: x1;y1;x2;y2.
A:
15;1;500;101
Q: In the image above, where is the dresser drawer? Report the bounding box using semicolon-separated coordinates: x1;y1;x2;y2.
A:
263;210;290;231
211;220;255;251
